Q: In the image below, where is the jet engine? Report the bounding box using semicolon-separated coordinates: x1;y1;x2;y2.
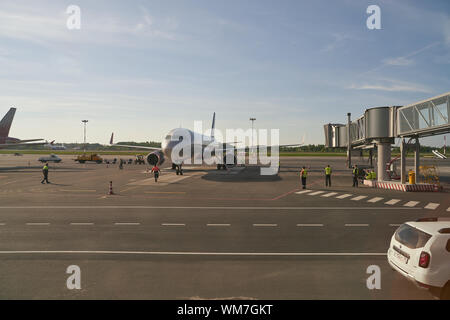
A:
147;150;165;166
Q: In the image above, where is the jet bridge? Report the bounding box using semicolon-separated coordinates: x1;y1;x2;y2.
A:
324;92;450;184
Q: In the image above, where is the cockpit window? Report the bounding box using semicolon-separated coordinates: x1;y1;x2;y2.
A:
179;136;183;141
165;135;171;140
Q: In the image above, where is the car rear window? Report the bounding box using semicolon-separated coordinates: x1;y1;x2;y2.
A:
395;224;432;249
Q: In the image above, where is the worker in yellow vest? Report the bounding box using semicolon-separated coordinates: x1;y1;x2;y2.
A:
325;165;332;187
300;166;307;189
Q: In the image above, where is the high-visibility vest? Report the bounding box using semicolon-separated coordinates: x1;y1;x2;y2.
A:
301;169;307;178
353;168;358;175
325;167;332;175
43;165;48;171
371;172;376;179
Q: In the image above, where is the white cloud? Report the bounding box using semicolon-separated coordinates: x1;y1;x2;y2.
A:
320;33;351;53
348;79;432;93
382;57;414;66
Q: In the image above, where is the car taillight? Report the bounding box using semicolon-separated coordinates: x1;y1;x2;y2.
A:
419;252;430;268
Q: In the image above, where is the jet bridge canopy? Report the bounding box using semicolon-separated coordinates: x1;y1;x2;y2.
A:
397;92;450;137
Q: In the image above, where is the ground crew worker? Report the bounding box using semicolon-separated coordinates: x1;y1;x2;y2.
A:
175;164;183;176
151;165;160;182
41;163;50;184
352;165;359;187
325;164;332;187
300;166;307;189
371;170;376;180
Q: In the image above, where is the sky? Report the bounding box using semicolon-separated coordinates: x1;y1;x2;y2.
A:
0;0;449;146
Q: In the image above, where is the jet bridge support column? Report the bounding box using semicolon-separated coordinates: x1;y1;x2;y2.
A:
414;138;420;180
377;142;391;181
400;138;407;184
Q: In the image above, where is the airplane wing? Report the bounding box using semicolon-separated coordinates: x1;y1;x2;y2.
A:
109;133;161;151
0;141;48;148
15;139;45;143
219;135;306;153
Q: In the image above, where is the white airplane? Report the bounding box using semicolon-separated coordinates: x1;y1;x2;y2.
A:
110;113;305;171
45;140;66;150
0;107;48;148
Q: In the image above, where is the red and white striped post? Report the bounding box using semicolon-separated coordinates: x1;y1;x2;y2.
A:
108;181;114;195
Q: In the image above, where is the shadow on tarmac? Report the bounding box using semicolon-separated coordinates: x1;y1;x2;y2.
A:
201;166;281;182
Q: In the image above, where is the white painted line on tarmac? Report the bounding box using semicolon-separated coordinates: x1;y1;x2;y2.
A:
253;224;278;227
0;223;5;226
308;191;326;196
336;194;352;199
0;206;422;210
295;190;312;194
296;224;324;227
0;250;388;257
424;203;440;210
368;197;383;203
321;192;338;198
59;189;97;192
114;222;141;226
351;196;368;201
345;224;369;227
70;223;94;226
26;223;50;226
385;199;401;205
389;224;401;227
161;223;186;227
206;224;231;227
404;201;420;207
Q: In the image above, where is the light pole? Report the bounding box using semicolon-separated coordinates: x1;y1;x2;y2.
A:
82;120;88;153
249;117;256;149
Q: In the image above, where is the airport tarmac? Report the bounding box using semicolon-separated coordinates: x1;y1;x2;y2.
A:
0;153;449;299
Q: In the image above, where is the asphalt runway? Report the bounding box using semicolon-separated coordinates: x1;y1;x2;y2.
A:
0;153;449;299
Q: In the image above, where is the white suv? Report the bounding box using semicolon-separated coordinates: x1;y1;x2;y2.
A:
387;217;450;300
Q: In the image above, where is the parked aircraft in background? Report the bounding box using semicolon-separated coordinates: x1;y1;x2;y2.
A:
45;140;66;150
0;107;48;149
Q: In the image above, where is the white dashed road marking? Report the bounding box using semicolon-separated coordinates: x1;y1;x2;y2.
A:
385;199;401;205
26;223;50;226
336;194;352;199
404;201;420;207
308;191;326;196
345;224;369;227
351;196;368;201
114;222;141;226
253;224;278;227
70;223;94;226
295;190;312;194
424;203;440;210
321;192;338;198
162;223;186;227
296;224;324;227
367;197;383;203
389;224;401;227
206;224;230;227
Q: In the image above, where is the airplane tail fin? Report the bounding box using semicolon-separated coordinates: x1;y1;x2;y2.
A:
109;133;114;145
211;112;216;140
0;108;16;137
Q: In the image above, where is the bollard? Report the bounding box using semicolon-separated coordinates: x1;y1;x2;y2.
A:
108;181;114;195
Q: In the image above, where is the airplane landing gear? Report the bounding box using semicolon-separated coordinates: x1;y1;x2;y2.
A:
175;164;183;175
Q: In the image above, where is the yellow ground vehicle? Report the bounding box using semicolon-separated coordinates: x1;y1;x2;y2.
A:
74;153;103;164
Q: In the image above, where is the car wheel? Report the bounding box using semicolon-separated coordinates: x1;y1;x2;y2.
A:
440;282;450;300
